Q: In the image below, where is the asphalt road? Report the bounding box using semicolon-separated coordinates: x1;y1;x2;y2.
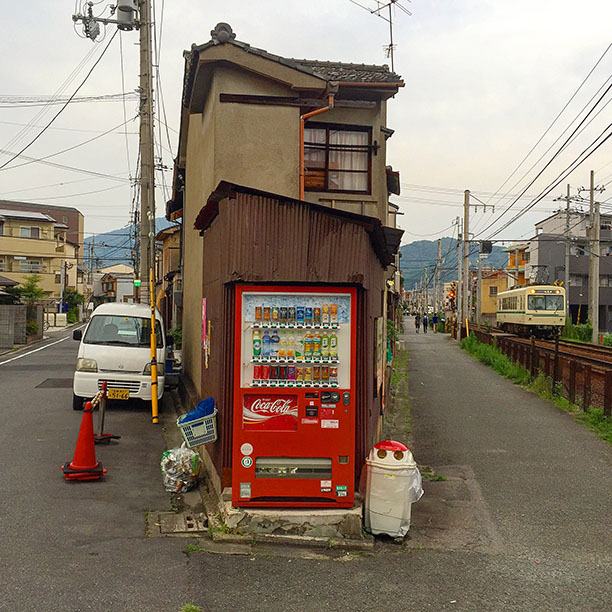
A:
2;323;611;611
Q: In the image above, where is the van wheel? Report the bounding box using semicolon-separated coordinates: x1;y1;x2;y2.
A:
72;394;84;411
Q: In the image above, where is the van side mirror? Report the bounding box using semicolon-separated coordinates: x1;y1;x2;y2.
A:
73;329;82;341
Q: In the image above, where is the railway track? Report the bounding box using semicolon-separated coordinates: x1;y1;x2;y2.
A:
470;324;612;367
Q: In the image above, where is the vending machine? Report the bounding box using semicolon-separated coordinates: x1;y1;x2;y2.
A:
232;285;357;508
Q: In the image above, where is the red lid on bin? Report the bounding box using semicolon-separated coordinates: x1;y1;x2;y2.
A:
374;440;409;451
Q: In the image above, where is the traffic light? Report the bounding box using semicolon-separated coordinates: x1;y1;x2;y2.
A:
448;281;457;311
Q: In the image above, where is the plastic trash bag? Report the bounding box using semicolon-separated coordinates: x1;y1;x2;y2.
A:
407;467;424;503
160;443;201;493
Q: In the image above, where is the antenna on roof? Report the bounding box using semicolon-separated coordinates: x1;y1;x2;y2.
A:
347;0;411;73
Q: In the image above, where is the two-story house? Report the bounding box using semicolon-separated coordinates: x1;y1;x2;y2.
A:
166;24;404;494
0;208;83;298
167;23;404;397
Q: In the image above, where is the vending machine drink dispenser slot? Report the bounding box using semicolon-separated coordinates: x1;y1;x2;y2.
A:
232;285;357;508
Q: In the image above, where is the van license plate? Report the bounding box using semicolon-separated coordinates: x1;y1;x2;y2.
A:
108;388;130;400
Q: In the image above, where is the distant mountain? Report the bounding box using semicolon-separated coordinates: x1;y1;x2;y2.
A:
84;217;176;270
399;237;507;290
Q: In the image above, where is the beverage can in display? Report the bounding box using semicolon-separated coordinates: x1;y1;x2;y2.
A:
263;307;271;322
252;329;262;357
270;329;280;358
286;331;295;359
261;365;270;380
270;365;278;380
313;365;321;381
287;366;296;380
304;333;313;357
280;306;288;322
296;306;305;324
321;365;329;382
296;367;304;382
330;303;338;324
278;331;287;358
255;306;262;322
313;307;321;324
262;330;271;357
278;365;287;380
271;306;280;322
322;303;330;325
313;333;322;357
288;306;296;323
329;332;338;359
329;366;338;383
253;365;261;380
321;333;329;358
304;366;313;382
304;307;313;325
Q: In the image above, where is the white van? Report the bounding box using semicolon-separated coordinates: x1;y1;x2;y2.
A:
72;303;167;410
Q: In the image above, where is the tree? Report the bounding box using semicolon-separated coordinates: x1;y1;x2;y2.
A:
18;275;46;307
64;288;84;311
0;286;21;306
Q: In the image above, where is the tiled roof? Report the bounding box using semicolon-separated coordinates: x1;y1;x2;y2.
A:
291;59;401;83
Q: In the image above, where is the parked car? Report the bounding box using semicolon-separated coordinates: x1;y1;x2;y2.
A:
72;302;168;410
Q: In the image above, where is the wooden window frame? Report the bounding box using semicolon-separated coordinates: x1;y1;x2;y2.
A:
304;122;373;195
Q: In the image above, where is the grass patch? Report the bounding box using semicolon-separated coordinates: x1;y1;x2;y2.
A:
180;605;202;612
461;333;612;445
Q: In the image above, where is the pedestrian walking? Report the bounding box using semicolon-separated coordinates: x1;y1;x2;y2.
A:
422;313;428;333
414;313;421;333
433;313;439;333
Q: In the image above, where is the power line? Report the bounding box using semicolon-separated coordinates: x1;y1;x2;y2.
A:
0;30;118;171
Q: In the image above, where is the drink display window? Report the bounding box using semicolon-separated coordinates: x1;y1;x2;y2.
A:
239;292;352;389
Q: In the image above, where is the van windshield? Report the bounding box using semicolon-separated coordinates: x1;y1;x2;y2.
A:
83;315;163;348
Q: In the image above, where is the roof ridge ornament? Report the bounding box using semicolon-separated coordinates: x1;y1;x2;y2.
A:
211;23;236;45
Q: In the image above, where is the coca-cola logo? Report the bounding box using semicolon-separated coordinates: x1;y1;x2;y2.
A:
243;394;298;428
251;398;295;415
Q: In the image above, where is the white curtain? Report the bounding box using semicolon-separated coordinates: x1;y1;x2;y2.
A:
329;130;368;191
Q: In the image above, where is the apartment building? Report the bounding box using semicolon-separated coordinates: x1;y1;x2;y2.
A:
0;208;84;297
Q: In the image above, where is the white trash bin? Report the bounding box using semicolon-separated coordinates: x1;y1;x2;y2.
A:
362;440;423;538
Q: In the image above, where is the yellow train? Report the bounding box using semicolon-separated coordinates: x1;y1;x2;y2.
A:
496;285;566;338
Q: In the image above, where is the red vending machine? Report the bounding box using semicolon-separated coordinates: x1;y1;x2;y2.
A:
232;285;357;508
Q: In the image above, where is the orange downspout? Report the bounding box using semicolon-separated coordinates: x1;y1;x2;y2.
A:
300;94;335;199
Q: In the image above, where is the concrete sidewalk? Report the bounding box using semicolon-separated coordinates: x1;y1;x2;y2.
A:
406;319;612;561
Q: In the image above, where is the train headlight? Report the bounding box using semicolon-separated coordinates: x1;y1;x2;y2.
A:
530;289;535;294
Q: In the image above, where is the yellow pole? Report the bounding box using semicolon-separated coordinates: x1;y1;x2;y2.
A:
465;318;470;338
149;268;159;424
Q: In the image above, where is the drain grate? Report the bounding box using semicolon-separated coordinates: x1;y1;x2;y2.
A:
158;512;208;534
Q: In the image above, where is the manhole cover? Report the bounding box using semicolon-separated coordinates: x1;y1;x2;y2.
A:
36;378;74;388
158;512;208;534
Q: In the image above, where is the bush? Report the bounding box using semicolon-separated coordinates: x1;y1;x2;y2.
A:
170;324;182;349
67;308;79;324
562;318;592;342
26;320;39;336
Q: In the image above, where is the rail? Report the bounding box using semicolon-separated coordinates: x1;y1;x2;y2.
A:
466;325;612;417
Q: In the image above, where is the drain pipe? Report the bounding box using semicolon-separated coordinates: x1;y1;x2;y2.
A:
300;93;335;199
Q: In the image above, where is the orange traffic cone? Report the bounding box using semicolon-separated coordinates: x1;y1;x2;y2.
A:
62;401;107;481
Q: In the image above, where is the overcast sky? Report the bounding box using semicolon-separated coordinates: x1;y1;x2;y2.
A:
1;1;611;248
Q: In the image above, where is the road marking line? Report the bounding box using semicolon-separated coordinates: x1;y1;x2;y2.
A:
0;336;70;366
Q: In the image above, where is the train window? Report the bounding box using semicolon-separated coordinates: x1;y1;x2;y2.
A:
528;295;564;311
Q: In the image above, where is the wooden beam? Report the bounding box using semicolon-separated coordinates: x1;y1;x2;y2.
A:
219;93;376;109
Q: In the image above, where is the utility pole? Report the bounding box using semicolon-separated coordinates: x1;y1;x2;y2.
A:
565;184;571;292
462;190;470;327
423;266;429;312
139;0;155;304
457;217;463;335
580;171;605;343
590;171;600;343
436;238;442;313
477;253;483;326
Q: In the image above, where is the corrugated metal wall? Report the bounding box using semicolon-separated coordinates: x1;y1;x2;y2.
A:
198;192;385;483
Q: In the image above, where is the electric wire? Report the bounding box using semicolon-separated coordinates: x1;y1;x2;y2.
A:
0;30;119;171
480;42;612;210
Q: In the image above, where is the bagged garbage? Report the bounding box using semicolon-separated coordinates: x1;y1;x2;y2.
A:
160;443;201;493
